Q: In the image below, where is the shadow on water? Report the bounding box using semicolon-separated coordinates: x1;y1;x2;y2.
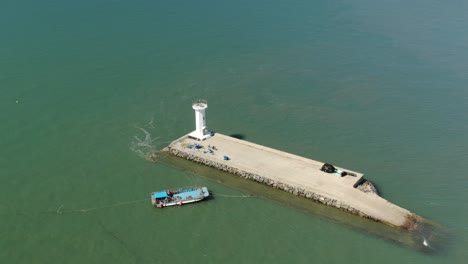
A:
153;151;450;255
229;133;247;140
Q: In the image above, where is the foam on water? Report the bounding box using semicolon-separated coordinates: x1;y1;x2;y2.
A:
129;118;160;158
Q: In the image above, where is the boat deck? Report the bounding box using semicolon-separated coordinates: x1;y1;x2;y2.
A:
173;187;208;200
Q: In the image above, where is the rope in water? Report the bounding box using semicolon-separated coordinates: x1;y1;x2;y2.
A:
56;199;148;214
211;192;254;198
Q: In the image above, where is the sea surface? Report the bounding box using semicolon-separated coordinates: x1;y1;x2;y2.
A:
1;0;467;263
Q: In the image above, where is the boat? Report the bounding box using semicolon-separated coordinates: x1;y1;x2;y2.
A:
151;186;210;208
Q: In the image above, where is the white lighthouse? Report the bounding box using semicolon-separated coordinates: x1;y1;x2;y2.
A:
189;99;212;140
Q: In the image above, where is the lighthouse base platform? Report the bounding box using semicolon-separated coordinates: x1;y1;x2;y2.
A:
188;130;214;141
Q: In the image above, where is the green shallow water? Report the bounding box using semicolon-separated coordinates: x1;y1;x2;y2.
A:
1;0;467;263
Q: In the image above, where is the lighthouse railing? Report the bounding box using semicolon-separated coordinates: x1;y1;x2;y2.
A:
192;99;207;107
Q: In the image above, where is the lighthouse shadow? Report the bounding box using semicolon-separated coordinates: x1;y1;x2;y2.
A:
229;133;247;140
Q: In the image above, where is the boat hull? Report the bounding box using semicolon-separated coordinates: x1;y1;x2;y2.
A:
151;186;209;208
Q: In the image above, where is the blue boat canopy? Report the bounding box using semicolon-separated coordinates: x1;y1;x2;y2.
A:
154;191;169;199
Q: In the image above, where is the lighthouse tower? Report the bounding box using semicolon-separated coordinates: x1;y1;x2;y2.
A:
189;99;212;140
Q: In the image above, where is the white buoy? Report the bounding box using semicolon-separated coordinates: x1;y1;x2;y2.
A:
16;100;19;103
189;99;212;140
423;237;429;247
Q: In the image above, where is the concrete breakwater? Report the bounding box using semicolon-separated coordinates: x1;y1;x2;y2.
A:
162;133;421;230
168;147;366;216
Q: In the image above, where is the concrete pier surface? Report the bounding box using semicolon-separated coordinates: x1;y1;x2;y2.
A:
164;133;418;229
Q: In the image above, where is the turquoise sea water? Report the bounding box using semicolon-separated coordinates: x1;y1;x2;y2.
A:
1;0;467;263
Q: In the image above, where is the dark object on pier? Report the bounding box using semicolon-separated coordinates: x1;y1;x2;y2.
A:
321;163;337;173
321;163;356;177
195;144;203;149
